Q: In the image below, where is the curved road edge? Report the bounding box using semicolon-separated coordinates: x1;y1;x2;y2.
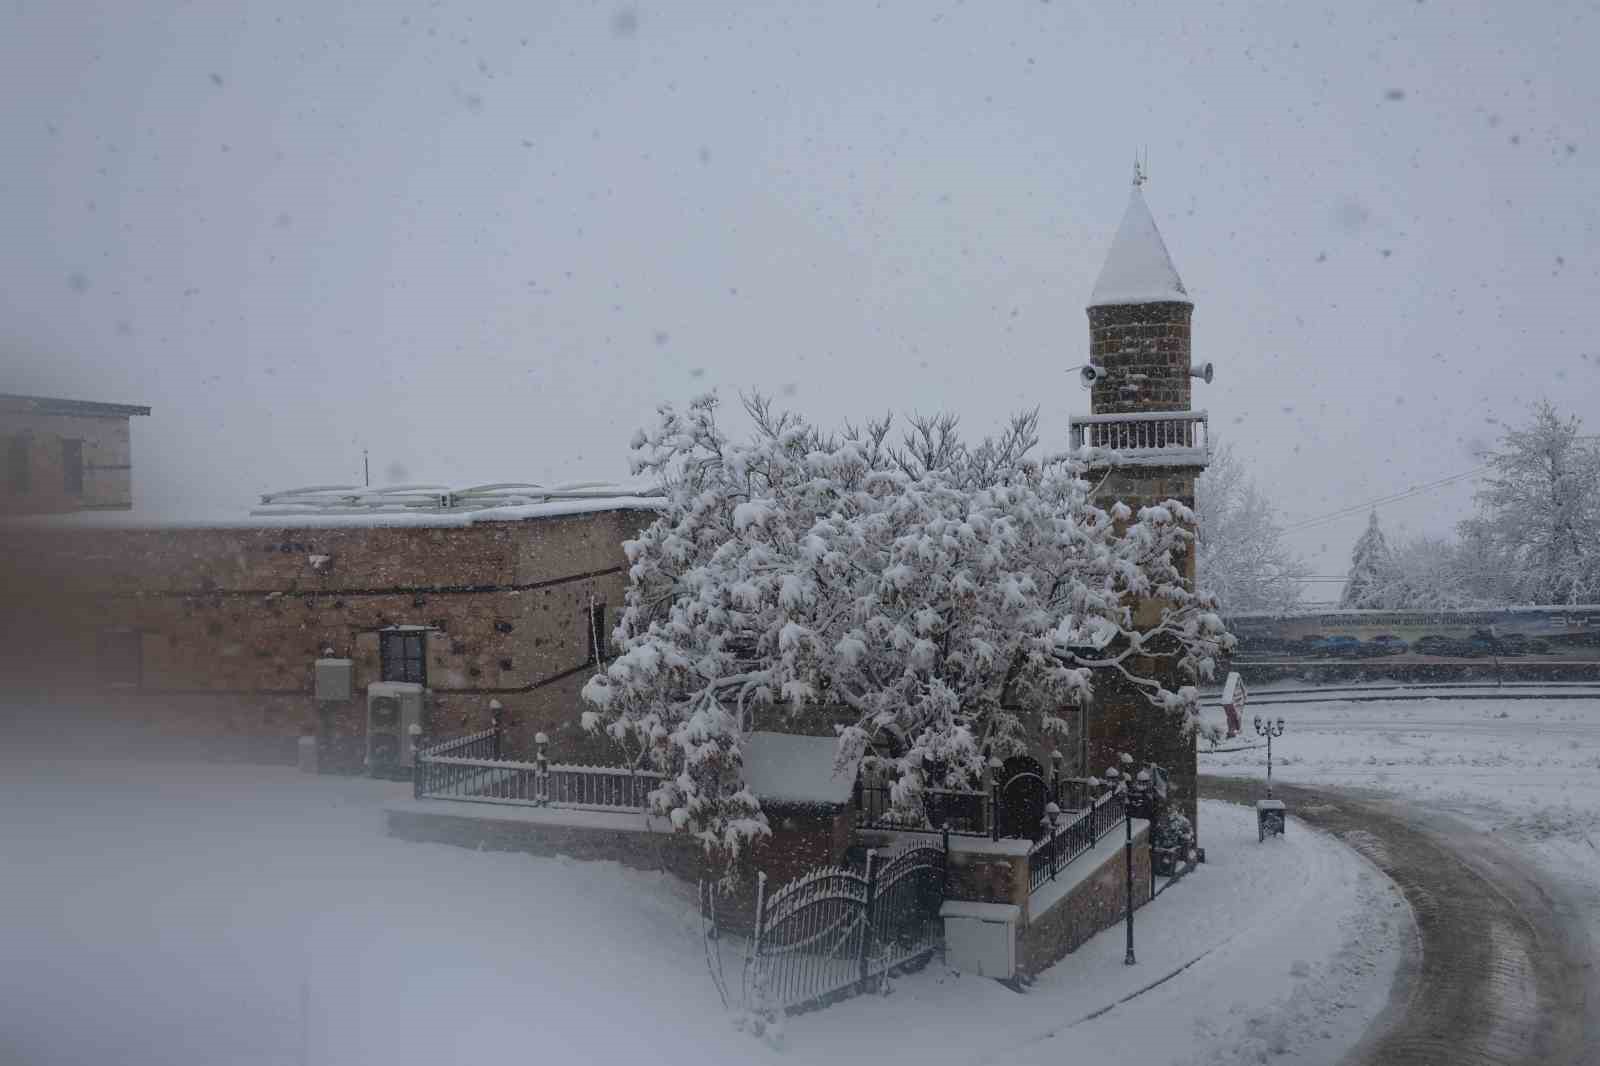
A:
1202;774;1599;1066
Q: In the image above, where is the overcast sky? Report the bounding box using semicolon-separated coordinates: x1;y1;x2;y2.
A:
3;0;1596;591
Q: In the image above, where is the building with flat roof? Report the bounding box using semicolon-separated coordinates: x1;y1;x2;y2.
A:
3;482;662;770
1;393;151;515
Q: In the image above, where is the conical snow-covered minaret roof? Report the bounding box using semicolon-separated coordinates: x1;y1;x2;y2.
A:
1088;180;1191;309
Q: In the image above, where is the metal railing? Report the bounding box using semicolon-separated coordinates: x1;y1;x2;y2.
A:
414;720;661;813
854;782;990;836
1070;409;1209;454
1027;789;1126;893
855;770;1104;840
411;725;500;798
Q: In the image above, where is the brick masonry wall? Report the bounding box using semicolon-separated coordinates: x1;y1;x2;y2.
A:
1086;301;1193;414
1017;823;1151;977
1;510;655;767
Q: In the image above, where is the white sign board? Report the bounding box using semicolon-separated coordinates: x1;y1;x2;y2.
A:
1221;671;1246;709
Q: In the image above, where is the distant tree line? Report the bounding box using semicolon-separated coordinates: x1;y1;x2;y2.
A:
1340;401;1600;609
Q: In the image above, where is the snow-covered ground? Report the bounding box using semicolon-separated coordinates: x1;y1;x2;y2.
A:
1;755;1404;1066
1201;695;1600;950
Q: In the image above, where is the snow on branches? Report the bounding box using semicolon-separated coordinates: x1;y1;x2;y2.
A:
581;394;1232;872
1195;443;1310;615
1461;401;1600;606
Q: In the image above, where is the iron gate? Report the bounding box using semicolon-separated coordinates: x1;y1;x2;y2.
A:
751;838;946;1014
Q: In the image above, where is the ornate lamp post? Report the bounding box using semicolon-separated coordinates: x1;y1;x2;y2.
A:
1107;762;1153;966
1253;715;1286;797
1253;715;1287;841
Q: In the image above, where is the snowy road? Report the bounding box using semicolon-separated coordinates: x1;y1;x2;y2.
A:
1201;694;1600;1065
1206;777;1598;1065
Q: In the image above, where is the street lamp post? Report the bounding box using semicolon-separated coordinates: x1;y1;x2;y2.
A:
1253;716;1288;842
1107;762;1152;966
1124;794;1136;965
1253;715;1286;798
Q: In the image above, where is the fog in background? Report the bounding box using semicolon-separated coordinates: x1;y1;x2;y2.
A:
3;0;1596;587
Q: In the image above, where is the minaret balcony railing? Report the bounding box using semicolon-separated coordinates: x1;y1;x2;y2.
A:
1069;410;1209;466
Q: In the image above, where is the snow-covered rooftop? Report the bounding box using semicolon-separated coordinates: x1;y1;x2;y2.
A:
1088;183;1191;308
741;731;858;807
251;480;662;520
8;481;665;530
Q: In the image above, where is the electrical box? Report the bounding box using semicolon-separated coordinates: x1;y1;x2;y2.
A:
940;901;1019;980
314;658;353;702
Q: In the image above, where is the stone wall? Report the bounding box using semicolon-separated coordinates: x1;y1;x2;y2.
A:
383;798;854;934
0;409;137;514
1086;301;1193;413
1016;823;1151;977
385;803;714;883
1083;460;1202;833
1;509;655;767
945;838;1031;908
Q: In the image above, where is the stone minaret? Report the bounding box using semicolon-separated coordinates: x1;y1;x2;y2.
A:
1073;168;1210;834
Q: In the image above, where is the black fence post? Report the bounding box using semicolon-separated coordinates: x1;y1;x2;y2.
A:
751;871;768;1009
989;759;1002;841
859;849;879;991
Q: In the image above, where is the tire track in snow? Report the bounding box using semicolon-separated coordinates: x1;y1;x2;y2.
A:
1205;776;1600;1066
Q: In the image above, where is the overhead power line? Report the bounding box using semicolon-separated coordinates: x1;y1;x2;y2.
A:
1280;464;1489;534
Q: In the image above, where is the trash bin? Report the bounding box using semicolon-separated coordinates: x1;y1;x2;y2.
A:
1256;799;1286;842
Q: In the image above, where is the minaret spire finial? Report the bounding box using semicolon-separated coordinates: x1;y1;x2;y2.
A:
1132;149;1148;188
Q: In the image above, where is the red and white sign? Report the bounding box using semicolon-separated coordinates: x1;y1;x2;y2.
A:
1221;671;1247;738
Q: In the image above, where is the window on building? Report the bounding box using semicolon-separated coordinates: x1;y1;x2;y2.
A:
62;439;84;496
7;436;27;495
587;602;609;664
97;629;142;687
379;629;427;685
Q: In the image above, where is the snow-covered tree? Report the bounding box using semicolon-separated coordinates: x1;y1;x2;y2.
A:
581;394;1232;872
1458;401;1600;605
1339;511;1395;609
1194;443;1310;615
1383;535;1481;610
